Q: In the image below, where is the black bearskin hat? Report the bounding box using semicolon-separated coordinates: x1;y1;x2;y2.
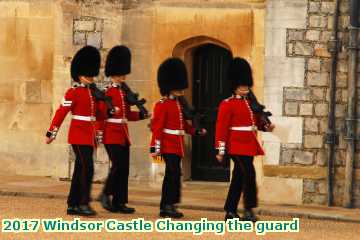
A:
157;57;188;96
105;45;131;77
227;57;254;90
71;46;101;82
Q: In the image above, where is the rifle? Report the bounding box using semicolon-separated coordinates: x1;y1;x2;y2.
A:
247;90;272;128
120;82;149;119
177;96;204;131
89;83;116;116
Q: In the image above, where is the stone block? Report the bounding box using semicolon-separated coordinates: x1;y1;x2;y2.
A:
293;151;314;165
309;15;327;28
309;2;320;13
321;2;335;14
304;118;319;132
306;30;320;41
287;29;304;41
304;180;316;193
284;88;311;101
307;72;328;86
74;20;95;32
315;150;327;166
304;135;323;149
299;103;313;116
73;32;86;45
314;43;331;58
294;41;313;56
315;103;329;116
285;102;298;115
311;88;325;101
307;58;321;71
87;32;102;49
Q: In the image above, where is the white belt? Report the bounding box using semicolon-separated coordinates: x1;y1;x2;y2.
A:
72;115;96;121
106;118;127;124
230;126;257;131
163;129;185;135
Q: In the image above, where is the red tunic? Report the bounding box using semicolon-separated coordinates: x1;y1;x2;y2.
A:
150;97;196;157
100;83;140;145
215;95;265;156
48;83;106;146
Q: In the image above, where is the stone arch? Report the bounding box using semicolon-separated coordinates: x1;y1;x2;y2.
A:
172;36;233;181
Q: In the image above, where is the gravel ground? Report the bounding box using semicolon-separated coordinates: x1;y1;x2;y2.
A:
0;195;360;240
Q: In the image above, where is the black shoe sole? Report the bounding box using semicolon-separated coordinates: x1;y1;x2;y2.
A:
159;212;184;218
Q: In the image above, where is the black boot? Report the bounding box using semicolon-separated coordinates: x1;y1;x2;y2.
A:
77;205;97;216
67;206;79;215
113;204;135;214
225;212;241;221
160;205;184;218
99;193;112;212
243;209;257;222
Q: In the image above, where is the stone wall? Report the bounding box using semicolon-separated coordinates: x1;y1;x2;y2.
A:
263;0;360;207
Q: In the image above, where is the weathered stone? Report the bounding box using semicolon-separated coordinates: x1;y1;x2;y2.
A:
309;2;320;13
314;43;331;58
73;32;86;45
307;58;321;71
284;88;311;101
342;89;348;103
304;135;323;149
288;29;304;41
320;31;332;42
284;102;298;115
304;180;316;193
304;118;319;132
294;41;313;56
287;42;294;55
293;151;314;165
87;32;102;49
305;30;320;41
317;181;327;194
74;20;95;31
321;2;335;14
281;149;294;165
95;20;104;32
315;103;329;116
311;88;325;101
313;195;327;205
307;72;328;86
337;60;348;73
299;103;313;116
335;104;346;118
282;143;302;149
321;59;331;72
326;89;342;103
336;72;348;88
309;15;327;28
315;150;327;166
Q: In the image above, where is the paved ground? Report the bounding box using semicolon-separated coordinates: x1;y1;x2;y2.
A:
1;174;360;223
1;195;360;240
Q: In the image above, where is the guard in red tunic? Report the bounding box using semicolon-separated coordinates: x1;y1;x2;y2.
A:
98;45;149;214
45;46;104;216
215;57;275;222
150;58;206;218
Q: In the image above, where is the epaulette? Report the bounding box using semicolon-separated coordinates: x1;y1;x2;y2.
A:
159;97;166;103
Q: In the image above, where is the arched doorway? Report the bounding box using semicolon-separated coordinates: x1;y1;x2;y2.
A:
173;37;233;182
191;44;232;182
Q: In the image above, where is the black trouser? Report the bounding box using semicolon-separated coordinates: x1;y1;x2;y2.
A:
103;144;130;206
224;155;258;212
160;154;182;209
68;145;94;207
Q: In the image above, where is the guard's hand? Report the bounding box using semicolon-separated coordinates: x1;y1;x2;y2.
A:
114;106;120;114
264;124;275;132
216;154;223;163
46;137;54;144
199;128;207;136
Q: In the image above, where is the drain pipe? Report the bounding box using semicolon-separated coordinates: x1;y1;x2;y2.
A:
325;0;341;206
343;0;359;208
